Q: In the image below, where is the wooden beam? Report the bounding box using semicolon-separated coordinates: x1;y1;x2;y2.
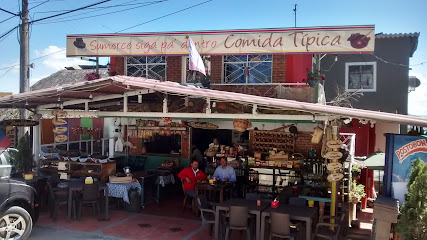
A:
37;89;151;110
35;109;331;121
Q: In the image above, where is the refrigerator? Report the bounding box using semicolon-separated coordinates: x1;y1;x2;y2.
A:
383;134;427;204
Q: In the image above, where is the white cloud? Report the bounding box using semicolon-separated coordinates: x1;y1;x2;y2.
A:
34;45;90;71
408;72;427;117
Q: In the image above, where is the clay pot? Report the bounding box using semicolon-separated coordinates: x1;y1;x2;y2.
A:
233;119;251;132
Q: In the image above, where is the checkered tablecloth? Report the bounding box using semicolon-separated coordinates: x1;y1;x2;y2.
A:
156;174;175;187
106;181;142;203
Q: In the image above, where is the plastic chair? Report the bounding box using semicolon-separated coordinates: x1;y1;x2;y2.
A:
269;212;298;240
46;182;70;220
289;197;307;206
225;206;251;240
197;195;216;239
312;214;344;240
77;183;100;219
181;180;195;213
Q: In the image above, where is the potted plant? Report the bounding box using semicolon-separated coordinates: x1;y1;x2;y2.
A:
14;134;34;177
351;164;362;179
84;72;100;81
303;68;325;87
349;180;366;222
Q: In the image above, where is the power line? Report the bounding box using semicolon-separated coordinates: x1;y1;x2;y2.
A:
29;0;111;23
0;15;17;24
29;0;49;11
0;27;16;43
33;0;168;25
0;7;19;16
117;0;213;32
0;49;65;71
0;67;14;79
0;26;18;40
33;0;160;14
371;54;427;67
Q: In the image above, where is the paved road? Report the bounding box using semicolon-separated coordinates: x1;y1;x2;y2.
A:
29;226;123;240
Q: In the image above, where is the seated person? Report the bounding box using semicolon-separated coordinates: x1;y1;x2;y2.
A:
213;157;236;182
178;159;207;197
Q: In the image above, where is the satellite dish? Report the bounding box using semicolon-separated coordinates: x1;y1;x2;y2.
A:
408;77;421;92
409;77;421;88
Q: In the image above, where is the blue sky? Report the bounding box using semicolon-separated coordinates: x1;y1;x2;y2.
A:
0;0;426;115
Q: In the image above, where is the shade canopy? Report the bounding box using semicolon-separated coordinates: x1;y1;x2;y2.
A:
0;76;426;127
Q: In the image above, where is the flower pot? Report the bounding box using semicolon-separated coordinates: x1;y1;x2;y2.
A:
307;80;320;87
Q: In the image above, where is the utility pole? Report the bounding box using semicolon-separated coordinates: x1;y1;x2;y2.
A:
19;0;29;140
19;0;29;120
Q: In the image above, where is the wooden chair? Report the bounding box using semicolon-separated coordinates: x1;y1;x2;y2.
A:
181;180;195;213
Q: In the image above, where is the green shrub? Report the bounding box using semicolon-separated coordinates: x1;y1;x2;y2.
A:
396;159;427;239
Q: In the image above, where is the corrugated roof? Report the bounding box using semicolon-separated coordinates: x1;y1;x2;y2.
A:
375;33;420;39
0;76;427;127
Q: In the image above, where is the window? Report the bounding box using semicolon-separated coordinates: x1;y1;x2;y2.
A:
182;56;210;84
126;56;167;81
223;55;272;84
144;134;181;155
345;62;377;92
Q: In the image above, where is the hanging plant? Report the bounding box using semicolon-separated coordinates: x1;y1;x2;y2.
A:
84;72;101;81
303;68;325;87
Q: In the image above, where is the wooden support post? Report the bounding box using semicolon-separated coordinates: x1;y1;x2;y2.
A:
123;95;128;113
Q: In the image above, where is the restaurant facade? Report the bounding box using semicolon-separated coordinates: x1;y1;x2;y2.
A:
1;25;426;239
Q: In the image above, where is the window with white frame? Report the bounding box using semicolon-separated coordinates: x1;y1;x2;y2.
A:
223;55;272;84
126;56;167;80
182;56;210;84
345;62;377;92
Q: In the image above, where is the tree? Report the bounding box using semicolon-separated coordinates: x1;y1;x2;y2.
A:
15;134;33;173
396;159;427;239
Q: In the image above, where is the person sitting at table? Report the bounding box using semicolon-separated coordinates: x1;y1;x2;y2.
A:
178;159;207;197
213;157;236;182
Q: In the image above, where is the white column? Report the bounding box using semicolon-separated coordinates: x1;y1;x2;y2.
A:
32;123;41;173
123;95;128;113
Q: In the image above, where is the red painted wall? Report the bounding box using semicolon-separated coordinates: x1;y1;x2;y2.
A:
286;54;312;83
340;119;376;156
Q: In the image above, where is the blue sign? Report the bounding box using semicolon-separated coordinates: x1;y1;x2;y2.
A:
389;135;427;203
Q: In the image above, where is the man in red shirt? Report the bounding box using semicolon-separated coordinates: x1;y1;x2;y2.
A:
178;159;207;197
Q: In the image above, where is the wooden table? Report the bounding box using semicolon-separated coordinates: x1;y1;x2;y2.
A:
195;182;233;203
260;205;318;240
214;198;270;240
67;181;109;221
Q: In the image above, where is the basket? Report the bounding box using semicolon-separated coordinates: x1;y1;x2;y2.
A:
311;127;323;144
233;119;251;132
205;148;218;157
109;176;133;183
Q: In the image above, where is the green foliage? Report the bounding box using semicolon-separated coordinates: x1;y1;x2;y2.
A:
352;164;361;173
15;134;33;173
349;180;366;202
396;159;427;240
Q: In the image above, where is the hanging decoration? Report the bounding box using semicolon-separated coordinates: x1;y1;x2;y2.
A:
233;119;251;132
